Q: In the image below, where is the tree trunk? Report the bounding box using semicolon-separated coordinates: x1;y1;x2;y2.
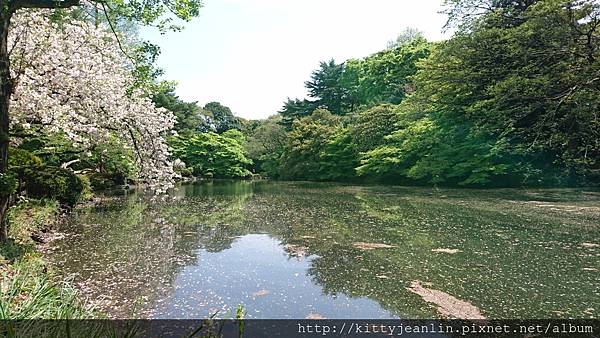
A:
0;8;13;242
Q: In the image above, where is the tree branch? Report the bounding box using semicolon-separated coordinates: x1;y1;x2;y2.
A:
99;1;134;62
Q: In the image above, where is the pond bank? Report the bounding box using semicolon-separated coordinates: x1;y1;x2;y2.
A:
0;199;96;319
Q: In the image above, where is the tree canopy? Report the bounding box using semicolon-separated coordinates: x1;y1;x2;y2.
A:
203;102;242;133
279;36;431;127
248;0;600;187
171;130;252;179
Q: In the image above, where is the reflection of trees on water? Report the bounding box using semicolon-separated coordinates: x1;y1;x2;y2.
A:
51;196;211;317
51;182;600;319
50;181;258;317
210;184;600;319
241;189;441;318
299;190;600;319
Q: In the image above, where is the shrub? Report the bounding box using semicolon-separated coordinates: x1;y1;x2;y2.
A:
0;254;95;320
8;148;43;169
78;175;93;201
22;166;85;207
5;199;59;248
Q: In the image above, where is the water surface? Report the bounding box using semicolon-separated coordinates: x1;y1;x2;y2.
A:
48;181;600;319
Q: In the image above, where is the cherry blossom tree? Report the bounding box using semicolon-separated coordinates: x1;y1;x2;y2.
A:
0;0;201;241
12;9;176;184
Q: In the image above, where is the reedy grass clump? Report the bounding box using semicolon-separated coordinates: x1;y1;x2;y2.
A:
0;254;93;320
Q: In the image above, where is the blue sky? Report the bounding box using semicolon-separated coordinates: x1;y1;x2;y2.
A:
141;0;451;120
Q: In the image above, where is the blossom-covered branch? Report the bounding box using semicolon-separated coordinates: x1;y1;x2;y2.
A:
9;10;176;193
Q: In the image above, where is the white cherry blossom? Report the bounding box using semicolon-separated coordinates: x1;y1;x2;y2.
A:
8;10;175;193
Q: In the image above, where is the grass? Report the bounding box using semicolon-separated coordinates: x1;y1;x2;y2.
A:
0;198;96;321
0;253;92;319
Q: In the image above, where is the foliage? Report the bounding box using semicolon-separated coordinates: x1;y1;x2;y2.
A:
4;199;59;249
88;173;123;191
279;98;318;128
278;38;431;126
82;140;136;186
202;102;242;133
357;110;521;186
15;135;134;191
7;147;90;204
0;254;95;320
0;173;18;197
349;104;401;153
0;202;98;331
238;118;261;136
357;0;600;187
96;0;202;32
350;37;431;105
280;109;357;181
130;41;165;94
153;84;203;133
9;10;175;194
317;127;358;181
171;130;253;179
305;59;359;116
22;166;86;206
267;0;600;187
244;115;287;178
0;200;94;322
16;134;79;169
8;148;42;169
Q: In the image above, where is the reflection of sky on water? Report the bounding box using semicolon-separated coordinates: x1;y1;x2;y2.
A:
153;234;396;319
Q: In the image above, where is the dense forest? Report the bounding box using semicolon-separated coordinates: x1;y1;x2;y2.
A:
154;0;600;188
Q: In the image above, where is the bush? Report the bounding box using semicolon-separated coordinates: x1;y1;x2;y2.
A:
6;148;89;206
0;173;18;197
22;166;85;207
78;175;93;201
8;148;43;169
173;159;193;177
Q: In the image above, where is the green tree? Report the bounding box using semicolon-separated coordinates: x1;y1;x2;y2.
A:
279;37;430;128
357;109;518;186
245;115;287;178
355;38;431;105
360;0;600;186
305;59;359;115
318;126;358;181
171;131;252;179
443;0;600;183
281;109;357;181
349;104;402;153
153;84;203;133
279;98;318;128
203;102;242;133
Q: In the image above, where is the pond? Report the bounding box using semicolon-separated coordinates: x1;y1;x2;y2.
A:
47;181;600;319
